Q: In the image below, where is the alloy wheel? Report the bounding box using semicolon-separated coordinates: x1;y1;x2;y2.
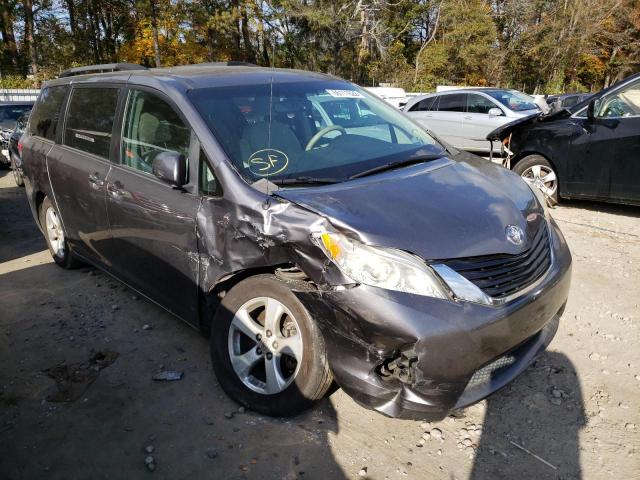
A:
521;164;557;199
228;296;303;395
45;206;65;257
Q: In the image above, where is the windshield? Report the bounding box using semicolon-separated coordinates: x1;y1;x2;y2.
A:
484;90;538;112
188;80;445;185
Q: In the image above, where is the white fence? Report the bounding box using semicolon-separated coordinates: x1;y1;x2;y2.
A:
0;88;40;102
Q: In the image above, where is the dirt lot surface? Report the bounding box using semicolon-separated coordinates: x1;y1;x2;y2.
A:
1;168;638;480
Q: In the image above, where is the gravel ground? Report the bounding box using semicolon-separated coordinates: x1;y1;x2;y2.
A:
0;168;638;480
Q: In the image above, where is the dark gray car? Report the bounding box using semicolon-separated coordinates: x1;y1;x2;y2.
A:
20;64;571;420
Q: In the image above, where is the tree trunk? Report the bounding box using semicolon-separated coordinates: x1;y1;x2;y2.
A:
23;0;38;75
240;4;256;63
149;0;161;67
64;0;81;55
0;0;19;68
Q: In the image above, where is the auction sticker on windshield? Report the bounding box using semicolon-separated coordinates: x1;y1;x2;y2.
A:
248;149;289;176
326;89;364;99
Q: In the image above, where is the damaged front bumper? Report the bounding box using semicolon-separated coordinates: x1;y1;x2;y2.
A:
294;220;571;421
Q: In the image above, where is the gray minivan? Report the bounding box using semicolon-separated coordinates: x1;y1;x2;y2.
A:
21;64;571;420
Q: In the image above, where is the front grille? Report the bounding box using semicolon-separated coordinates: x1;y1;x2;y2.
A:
443;223;551;299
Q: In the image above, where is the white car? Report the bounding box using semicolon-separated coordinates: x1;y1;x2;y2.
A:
404;89;540;153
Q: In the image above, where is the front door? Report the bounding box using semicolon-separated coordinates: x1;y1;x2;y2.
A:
464;93;507;153
47;86;120;264
105;88;201;324
566;77;640;202
431;93;467;148
602;79;640;203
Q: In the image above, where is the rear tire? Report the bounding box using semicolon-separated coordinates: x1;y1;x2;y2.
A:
39;196;83;269
513;155;559;204
210;274;333;416
10;155;24;187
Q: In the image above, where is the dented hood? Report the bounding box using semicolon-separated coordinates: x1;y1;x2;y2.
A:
277;157;543;260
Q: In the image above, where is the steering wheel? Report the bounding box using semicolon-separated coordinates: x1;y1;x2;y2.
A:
305;125;346;151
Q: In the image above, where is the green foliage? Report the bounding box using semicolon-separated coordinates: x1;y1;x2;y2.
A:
0;0;637;92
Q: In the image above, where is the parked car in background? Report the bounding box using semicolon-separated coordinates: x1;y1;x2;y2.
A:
8;111;31;186
488;73;640;205
1;101;34;166
364;87;408;109
404;89;539;153
546;93;593;112
21;63;570;421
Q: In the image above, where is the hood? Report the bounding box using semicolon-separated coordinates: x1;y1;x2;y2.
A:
485;108;575;141
277;155;544;260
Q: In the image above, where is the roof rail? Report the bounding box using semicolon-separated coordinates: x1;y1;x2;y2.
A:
170;61;258;68
59;63;148;78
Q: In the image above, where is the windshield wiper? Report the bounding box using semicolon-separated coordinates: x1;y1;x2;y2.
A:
270;176;339;186
349;154;444;180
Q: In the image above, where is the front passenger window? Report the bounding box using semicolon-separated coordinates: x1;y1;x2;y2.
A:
467;94;499;114
598;81;640;118
121;90;191;174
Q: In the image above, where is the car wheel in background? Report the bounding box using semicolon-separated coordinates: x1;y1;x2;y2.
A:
210;274;333;416
10;155;24;187
514;154;558;204
38;196;83;269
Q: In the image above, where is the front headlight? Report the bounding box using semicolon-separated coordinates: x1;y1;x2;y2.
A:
313;231;449;299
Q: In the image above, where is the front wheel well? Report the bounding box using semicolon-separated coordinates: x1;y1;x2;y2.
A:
510;152;553;170
199;264;314;336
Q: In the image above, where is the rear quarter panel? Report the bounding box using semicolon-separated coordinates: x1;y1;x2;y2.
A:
20;131;55;228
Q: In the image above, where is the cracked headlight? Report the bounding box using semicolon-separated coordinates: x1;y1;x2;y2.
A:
313;231;449;298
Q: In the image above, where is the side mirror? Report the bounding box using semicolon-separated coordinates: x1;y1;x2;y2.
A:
152;151;187;187
587;99;596;120
488;107;503;117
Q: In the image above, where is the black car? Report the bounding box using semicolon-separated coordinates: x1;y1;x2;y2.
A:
21;63;571;420
489;73;640;205
0;101;34;166
546;93;593;112
7;111;30;186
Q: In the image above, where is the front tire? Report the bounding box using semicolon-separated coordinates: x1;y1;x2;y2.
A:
39;197;82;269
210;274;333;416
513;154;558;204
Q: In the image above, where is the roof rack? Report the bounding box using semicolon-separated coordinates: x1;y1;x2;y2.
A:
59;63;148;78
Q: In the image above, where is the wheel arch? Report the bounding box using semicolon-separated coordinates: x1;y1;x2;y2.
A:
199;263;315;336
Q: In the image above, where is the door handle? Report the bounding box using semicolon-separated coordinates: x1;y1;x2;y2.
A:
463;115;472;120
107;181;126;198
88;173;104;188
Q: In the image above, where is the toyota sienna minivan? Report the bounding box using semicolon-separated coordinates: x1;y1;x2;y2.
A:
20;63;571;420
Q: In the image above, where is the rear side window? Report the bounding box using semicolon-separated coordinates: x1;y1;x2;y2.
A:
467;94;499;114
437;94;467;112
121;89;191;175
409;97;437;112
64;88;119;158
29;86;67;141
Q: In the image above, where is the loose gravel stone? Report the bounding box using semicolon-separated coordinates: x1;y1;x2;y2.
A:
429;428;442;440
142;324;152;330
206;447;218;459
358;467;368;477
144;445;154;454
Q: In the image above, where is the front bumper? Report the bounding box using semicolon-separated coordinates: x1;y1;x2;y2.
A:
296;218;571;420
